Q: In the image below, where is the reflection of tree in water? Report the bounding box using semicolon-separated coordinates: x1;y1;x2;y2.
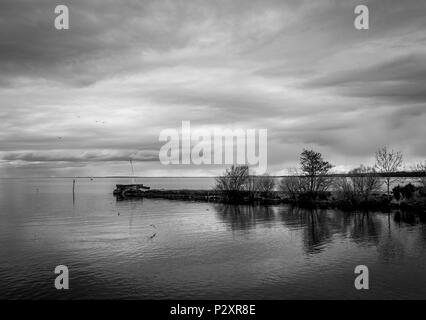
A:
276;207;383;254
349;212;381;246
349;211;426;263
214;203;426;260
393;211;422;226
283;207;335;254
374;212;404;263
213;204;275;232
392;210;426;249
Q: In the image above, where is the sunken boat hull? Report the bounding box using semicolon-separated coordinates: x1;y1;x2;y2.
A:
113;184;150;197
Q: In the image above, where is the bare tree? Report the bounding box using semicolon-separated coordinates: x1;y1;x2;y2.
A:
215;165;249;192
334;177;355;201
334;166;381;202
412;161;426;189
375;147;403;195
350;165;381;200
245;174;275;199
279;168;308;199
216;166;275;200
300;149;333;194
245;175;258;194
254;174;275;194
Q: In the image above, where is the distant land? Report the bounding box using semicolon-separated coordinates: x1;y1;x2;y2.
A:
1;171;425;179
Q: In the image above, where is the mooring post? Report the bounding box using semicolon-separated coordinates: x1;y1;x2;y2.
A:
72;179;75;205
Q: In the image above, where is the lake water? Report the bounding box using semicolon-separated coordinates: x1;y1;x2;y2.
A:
1;177;426;299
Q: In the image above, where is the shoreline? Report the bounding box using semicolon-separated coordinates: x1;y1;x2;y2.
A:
114;188;426;213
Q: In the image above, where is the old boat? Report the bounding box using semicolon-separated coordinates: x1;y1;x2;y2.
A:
113;160;150;197
113;183;150;197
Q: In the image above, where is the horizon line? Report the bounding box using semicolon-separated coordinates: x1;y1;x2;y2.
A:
1;171;425;179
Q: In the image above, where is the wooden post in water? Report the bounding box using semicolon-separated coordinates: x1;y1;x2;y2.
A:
72;179;75;205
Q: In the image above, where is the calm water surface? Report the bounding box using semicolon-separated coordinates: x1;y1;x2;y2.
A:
1;178;426;299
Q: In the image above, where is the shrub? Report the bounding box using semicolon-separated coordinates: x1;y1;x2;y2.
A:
334;177;355;201
393;183;417;201
412;161;426;190
215;166;275;201
279;169;308;199
334;166;381;205
255;174;275;195
350;165;381;201
215;165;249;192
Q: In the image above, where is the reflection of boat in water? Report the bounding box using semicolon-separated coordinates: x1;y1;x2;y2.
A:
113;184;150;197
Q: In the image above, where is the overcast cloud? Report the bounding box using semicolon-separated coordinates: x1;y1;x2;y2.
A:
0;0;425;177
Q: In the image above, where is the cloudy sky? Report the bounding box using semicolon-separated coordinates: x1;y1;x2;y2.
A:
1;0;425;177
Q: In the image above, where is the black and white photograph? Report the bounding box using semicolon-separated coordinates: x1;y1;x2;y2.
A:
1;0;426;306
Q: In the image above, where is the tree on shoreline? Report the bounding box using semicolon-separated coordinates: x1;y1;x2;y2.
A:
215;165;249;192
335;165;381;202
279;168;308;199
375;147;403;195
215;165;275;201
350;165;381;200
412;161;426;189
254;174;275;194
300;149;333;194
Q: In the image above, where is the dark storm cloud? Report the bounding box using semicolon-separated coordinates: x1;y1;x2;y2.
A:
0;150;158;162
0;0;203;86
2;0;426;85
1;0;426;176
307;54;426;102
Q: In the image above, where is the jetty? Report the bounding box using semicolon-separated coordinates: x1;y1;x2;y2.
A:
113;184;150;197
113;188;284;204
112;186;426;212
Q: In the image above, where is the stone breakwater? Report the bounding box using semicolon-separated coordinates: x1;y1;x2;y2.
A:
113;187;426;213
114;188;284;204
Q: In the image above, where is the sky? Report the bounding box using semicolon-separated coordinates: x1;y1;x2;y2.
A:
0;0;425;177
